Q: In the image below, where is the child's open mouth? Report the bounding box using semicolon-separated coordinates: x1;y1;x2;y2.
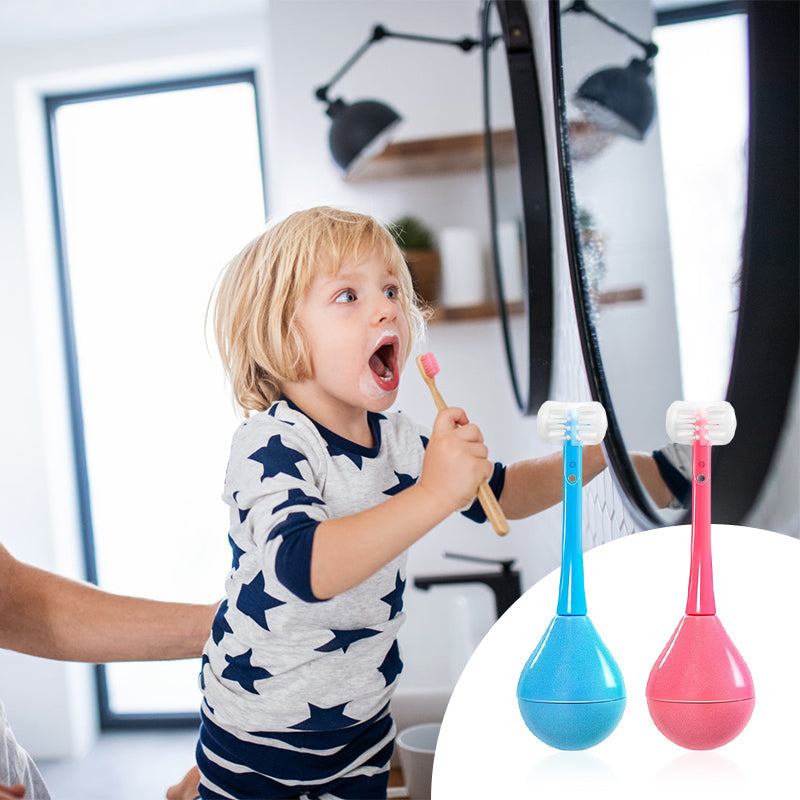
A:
369;338;400;392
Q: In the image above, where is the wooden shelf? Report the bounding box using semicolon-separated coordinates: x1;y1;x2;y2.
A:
427;300;524;322
423;289;638;322
596;286;645;306
345;129;517;182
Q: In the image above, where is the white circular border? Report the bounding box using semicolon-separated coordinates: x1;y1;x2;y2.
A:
433;525;800;799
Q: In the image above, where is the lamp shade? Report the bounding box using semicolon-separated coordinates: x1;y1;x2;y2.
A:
573;57;655;140
326;98;402;172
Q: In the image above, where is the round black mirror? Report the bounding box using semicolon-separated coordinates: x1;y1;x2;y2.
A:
551;0;798;528
482;0;554;414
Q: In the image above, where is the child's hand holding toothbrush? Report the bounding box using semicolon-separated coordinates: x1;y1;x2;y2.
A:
417;406;495;515
417;353;510;534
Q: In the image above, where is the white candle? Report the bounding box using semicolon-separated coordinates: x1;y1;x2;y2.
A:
497;220;524;303
439;227;485;307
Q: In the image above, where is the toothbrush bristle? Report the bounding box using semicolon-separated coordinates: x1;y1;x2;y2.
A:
418;352;440;378
537;400;608;445
665;401;736;445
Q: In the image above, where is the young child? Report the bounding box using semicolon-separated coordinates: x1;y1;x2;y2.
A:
195;206;679;799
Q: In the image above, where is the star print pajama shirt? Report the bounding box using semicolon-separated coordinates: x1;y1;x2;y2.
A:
197;399;504;799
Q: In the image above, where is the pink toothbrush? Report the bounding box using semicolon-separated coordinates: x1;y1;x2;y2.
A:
416;352;509;536
646;400;755;749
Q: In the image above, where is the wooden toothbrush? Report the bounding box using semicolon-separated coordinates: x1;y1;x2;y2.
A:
416;352;510;536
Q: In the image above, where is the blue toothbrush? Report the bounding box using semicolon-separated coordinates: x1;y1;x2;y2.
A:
516;400;626;750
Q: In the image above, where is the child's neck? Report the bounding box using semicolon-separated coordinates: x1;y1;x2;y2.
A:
282;387;375;448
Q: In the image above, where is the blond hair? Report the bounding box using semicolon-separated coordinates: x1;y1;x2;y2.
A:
212;206;427;414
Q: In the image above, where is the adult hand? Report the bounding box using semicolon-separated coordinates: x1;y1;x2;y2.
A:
0;783;25;799
165;764;199;800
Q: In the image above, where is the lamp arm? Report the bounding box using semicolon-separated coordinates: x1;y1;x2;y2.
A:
372;24;481;52
564;0;658;60
315;27;382;103
315;23;483;104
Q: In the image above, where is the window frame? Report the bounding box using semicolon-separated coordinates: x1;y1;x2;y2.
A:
45;70;265;729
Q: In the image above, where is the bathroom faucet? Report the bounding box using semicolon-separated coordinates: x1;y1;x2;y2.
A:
413;553;522;619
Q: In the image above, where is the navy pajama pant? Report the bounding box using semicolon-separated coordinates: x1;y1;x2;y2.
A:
197;708;394;800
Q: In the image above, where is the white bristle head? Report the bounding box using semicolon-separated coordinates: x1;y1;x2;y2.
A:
665;400;736;446
536;400;608;446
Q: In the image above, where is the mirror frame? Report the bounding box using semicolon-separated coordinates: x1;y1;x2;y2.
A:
715;0;799;523
483;0;553;414
550;0;799;527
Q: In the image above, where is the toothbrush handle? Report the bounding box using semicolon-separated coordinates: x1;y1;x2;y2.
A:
686;441;716;615
425;380;448;413
557;441;587;615
421;374;509;536
477;481;510;536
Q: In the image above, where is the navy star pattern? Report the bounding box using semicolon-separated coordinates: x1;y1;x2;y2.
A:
212;599;233;644
268;404;294;422
233;491;250;524
227;533;245;570
378;640;403;687
290;702;358;731
199;653;210;691
222;648;272;694
248;435;306;481
315;628;380;654
325;439;364;469
236;571;285;630
380;571;405;620
383;471;416;496
273;488;325;515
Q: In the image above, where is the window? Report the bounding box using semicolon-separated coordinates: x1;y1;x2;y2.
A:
47;73;266;725
654;7;749;399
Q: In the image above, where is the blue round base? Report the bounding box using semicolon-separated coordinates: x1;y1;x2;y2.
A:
517;698;626;750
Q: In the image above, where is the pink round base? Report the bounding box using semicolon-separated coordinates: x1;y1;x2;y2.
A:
647;697;755;750
647;614;755;749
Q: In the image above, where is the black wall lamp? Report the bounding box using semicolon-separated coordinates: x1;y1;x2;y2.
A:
563;0;659;140
314;24;484;173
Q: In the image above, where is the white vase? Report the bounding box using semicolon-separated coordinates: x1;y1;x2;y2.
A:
497;219;524;303
439;227;484;307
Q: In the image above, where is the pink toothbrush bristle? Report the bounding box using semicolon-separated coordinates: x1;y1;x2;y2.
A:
420;352;440;377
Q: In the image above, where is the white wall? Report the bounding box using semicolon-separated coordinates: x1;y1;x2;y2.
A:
264;1;502;237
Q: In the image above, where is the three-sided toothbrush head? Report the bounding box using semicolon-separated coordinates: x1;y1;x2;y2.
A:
666;400;736;447
537;400;608;446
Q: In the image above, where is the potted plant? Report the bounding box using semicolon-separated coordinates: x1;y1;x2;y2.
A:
391;215;441;304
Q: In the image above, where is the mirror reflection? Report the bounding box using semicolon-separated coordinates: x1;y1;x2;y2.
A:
557;0;749;519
